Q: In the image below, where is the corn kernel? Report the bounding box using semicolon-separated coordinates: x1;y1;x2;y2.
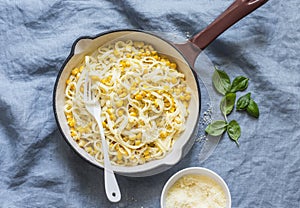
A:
120;61;126;68
107;108;114;114
66;79;71;85
138;120;145;126
70;84;75;91
67;118;75;127
136;132;142;139
65;112;72;118
110;114;116;121
171;77;177;84
117;151;123;160
151;51;157;55
130;112;137;117
154;99;159;107
170;63;177;69
134;55;141;60
109;143;114;150
160;131;167;138
76;73;81;80
135;94;143;101
70;130;77;137
135;140;141;146
79;66;84;72
71;68;79;75
143;69;149;74
185;94;191;101
117;109;124;116
125;61;131;67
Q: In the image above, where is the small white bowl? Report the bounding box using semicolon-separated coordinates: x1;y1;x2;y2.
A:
161;167;231;208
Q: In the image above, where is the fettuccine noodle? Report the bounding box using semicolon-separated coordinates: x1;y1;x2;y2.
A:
64;40;191;166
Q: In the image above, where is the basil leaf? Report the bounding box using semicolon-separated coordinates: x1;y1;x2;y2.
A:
230;76;249;92
247;99;259;118
205;120;228;136
220;92;236;117
212;68;231;95
236;93;251;110
227;120;241;146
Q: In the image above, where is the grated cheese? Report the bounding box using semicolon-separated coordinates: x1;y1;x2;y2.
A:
165;174;226;208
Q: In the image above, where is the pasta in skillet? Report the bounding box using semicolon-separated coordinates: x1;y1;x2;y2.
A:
64;40;191;166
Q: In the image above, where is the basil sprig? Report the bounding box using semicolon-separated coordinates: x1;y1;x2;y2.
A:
220;92;236;119
212;67;231;95
237;93;260;118
205;67;259;146
230;76;249;92
236;92;251;110
205;120;241;146
227;120;241;146
205;120;227;136
247;99;259;118
213;67;249;95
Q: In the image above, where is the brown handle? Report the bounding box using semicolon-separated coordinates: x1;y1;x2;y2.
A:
190;0;268;50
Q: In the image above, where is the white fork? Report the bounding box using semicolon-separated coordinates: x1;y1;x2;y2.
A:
84;72;121;202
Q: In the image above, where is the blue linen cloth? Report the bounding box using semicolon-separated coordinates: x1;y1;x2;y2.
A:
0;0;299;207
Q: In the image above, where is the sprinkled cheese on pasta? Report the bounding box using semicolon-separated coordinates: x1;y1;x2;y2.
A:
64;40;191;166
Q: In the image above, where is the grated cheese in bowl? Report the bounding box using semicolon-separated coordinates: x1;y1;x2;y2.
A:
161;167;231;208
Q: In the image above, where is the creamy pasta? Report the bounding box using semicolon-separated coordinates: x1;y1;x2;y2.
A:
64;40;191;166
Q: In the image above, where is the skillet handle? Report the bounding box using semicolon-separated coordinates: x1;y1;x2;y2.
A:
190;0;268;50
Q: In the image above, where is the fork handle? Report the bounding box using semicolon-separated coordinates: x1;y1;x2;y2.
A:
95;116;121;202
